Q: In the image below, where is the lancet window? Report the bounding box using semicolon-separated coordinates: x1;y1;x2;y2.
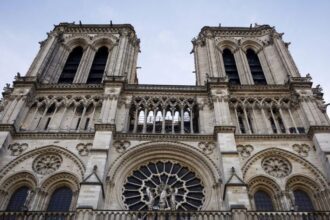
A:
47;187;73;212
254;190;274;211
6;186;29;211
128;96;198;134
294;190;314;211
223;49;240;85
58;47;83;84
246;49;267;85
87;46;109;84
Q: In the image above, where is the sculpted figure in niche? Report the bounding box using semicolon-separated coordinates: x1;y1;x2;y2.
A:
145;187;155;210
170;188;178;210
22;189;34;211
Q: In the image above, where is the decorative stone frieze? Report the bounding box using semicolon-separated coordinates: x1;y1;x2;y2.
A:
237;145;254;158
8;143;28;156
33;154;62;175
261;156;291;178
292;144;310;157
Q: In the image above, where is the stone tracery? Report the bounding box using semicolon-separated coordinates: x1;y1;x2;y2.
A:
33;154;62;175
122;160;205;211
261;156;291;178
229;96;305;135
128;96;199;134
20;95;103;132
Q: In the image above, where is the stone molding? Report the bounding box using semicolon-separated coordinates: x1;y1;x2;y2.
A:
94;123;116;132
0;171;37;192
107;141;222;184
106;141;222;210
242;148;328;188
54;23;136;35
235;134;309;140
214;126;236;134
308;125;330;136
247;175;281;194
0;145;86;179
200;25;274;38
37;83;103;90
14;132;94;140
115;132;214;141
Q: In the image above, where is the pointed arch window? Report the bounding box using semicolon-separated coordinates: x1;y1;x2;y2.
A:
47;187;73;212
294;190;314;211
223;49;240;85
87;46;109;84
58;47;83;84
246;49;267;85
254;190;274;211
6;186;29;211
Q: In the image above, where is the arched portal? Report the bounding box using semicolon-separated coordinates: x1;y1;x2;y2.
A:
106;141;222;210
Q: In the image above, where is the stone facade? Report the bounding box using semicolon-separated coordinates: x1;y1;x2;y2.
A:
0;22;330;214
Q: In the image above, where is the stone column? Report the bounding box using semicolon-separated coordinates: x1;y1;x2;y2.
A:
210;86;250;209
74;45;96;83
26;31;58;77
311;130;330;182
76;128;114;209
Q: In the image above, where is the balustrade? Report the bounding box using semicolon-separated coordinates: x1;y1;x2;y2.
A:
128;96;199;134
0;210;329;220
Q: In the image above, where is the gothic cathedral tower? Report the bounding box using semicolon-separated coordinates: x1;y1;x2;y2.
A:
0;23;329;218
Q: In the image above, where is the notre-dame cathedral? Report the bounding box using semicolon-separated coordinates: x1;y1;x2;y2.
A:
0;22;329;219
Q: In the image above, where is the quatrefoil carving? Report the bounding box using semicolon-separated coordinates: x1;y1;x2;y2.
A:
292;144;310;157
198;142;216;154
113;140;130;153
8;143;28;156
76;143;92;156
237;145;254;158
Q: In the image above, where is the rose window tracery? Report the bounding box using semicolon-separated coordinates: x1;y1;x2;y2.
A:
122;161;205;211
33;154;62;175
261;156;291;178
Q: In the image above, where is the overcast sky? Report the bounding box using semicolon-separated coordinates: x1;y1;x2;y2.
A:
1;0;330;113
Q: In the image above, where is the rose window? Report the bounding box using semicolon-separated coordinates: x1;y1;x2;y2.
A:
33;154;62;175
122;161;205;211
261;156;291;178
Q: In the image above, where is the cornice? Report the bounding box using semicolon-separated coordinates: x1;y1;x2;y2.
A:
200;25;274;37
54;23;136;35
13;131;94;140
115;132;214;142
229;84;290;92
94;124;116;132
37;83;104;91
0;124;15;134
289;77;313;89
124;84;207;93
308;126;330;136
235;134;309;140
214;126;236;135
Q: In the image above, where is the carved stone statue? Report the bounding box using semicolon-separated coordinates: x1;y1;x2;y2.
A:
146;187;155;210
159;186;167;209
22;189;34;211
15;72;21;80
288;190;296;211
170;188;178;210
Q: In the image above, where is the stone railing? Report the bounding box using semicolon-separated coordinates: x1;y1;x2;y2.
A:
0;210;329;220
